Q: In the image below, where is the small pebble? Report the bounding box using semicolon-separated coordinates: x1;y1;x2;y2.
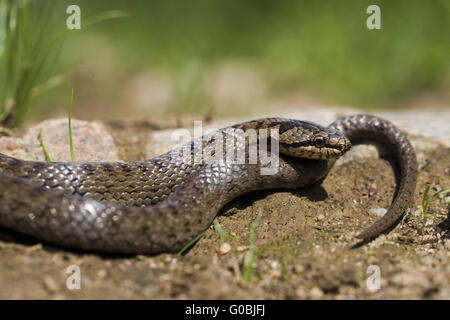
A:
97;269;107;278
294;264;305;274
370;208;387;217
368;183;377;197
310;287;324;299
270;261;279;270
269;269;281;279
296;288;306;299
237;245;247;252
218;242;231;255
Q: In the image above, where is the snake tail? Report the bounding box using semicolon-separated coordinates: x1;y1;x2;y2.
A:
330;114;418;240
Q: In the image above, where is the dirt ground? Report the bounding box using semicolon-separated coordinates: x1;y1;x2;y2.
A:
0;119;449;300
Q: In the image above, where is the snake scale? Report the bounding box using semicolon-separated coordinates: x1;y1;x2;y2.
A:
0;114;417;254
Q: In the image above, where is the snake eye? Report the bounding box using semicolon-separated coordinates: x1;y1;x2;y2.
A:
314;137;325;147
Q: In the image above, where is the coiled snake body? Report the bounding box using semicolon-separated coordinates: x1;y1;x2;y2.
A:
0;114;417;254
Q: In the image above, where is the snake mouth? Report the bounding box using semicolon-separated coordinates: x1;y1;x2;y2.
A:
326;134;351;153
279;143;349;160
313;145;347;160
280;133;351;160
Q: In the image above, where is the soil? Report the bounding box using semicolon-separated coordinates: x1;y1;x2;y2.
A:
0;118;449;300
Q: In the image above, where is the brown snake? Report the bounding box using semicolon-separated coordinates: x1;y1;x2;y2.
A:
0;114;417;254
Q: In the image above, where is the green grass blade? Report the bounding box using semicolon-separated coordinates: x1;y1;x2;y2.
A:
83;10;130;29
30;73;66;100
422;184;430;211
243;211;263;284
214;223;226;243
428;188;450;204
419;184;450;227
176;231;206;256
39;127;51;162
68;88;75;162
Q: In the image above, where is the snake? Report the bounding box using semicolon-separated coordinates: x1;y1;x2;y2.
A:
0;114;417;254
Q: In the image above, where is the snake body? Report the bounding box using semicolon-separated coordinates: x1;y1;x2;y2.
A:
0;114;417;254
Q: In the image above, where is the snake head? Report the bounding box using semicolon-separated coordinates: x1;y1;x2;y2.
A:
278;121;351;160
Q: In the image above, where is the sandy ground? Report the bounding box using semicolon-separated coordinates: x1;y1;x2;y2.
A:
0;108;449;299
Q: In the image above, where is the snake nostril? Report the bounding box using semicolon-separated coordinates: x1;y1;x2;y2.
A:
338;138;350;151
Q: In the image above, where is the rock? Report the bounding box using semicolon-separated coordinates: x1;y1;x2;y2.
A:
376;110;450;148
0;118;120;162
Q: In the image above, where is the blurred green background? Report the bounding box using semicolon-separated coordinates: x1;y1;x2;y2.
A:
1;0;449;126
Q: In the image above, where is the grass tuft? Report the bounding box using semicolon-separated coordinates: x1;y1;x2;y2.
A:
417;184;450;229
214;223;238;243
214;223;226;243
0;0;63;127
242;211;263;284
0;2;128;127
